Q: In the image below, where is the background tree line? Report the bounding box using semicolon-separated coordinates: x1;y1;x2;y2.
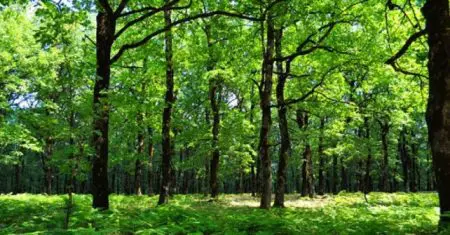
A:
1;0;448;228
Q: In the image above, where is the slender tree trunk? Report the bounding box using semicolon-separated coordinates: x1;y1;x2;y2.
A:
42;137;54;195
340;157;348;191
364;118;372;193
258;14;275;209
274;28;291;207
14;159;22;194
92;11;115;209
147;127;154;196
158;5;174;205
410;135;418;192
135;113;144;195
332;154;338;194
249;84;257;197
202;24;222;199
379;120;390;192
399;129;410;192
209;79;221;198
318;118;326;196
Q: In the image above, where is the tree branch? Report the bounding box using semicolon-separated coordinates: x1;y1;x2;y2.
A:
385;29;426;65
98;0;113;15
118;0;180;17
115;0;188;39
114;0;129;18
275;20;354;62
111;11;263;64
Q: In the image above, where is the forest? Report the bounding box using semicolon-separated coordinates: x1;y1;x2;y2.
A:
1;0;450;234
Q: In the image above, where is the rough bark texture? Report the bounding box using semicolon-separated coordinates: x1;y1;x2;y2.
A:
92;11;115;209
259;15;275;209
274;28;290;207
422;0;450;228
158;5;174;205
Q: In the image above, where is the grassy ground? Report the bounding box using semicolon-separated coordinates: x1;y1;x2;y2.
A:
0;192;446;234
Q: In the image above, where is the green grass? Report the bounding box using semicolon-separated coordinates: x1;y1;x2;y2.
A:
0;192;446;234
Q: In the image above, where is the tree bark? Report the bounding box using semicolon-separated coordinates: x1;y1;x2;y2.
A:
209;75;221;198
42;137;54;195
399;129;410;192
92;11;115;209
274;28;290;208
135;113;144;196
258;14;275;209
422;0;450;227
364;117;372;193
318;118;326;196
158;5;174;205
379;120;390;192
147;127;154;196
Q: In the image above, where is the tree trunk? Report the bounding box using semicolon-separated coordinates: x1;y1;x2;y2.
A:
42;137;54;195
318;118;326;196
258;15;275;209
209;79;221;198
364;118;372;193
13;160;22;194
399;129;410;192
340;157;348;191
274;28;290;208
135;114;144;195
379;120;389;192
147;127;154;196
158;5;174;205
332;154;338;194
92;11;115;209
422;0;450;227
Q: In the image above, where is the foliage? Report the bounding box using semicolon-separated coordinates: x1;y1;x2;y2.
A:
0;193;445;234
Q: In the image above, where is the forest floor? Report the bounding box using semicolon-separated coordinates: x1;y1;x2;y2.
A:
0;192;445;234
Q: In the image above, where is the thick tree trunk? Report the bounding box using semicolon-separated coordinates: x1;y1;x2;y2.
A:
92;11;115;209
274;28;290;208
422;0;450;227
158;6;174;205
258;14;275;209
